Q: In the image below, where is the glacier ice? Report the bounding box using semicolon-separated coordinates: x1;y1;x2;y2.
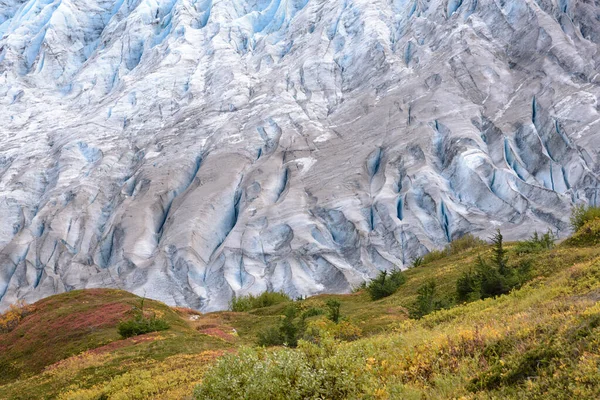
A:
1;0;600;311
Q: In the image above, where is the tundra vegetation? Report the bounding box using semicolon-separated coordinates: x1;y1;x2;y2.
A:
1;206;600;399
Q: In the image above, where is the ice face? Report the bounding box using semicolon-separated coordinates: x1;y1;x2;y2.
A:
1;0;599;311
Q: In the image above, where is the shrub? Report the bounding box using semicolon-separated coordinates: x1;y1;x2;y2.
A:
570;204;600;232
421;233;486;265
230;291;292;312
280;305;303;347
412;256;424;267
258;301;351;347
351;281;367;293
475;256;509;299
365;269;406;300
195;347;320;400
257;326;285;347
514;230;556;255
422;249;447;264
117;314;170;339
455;268;479;302
490;229;508;275
194;341;371;400
456;231;530;303
303;318;362;343
0;300;33;333
325;300;341;324
566;218;600;247
448;233;487;254
117;297;170;339
257;304;307;347
301;307;325;318
409;281;445;319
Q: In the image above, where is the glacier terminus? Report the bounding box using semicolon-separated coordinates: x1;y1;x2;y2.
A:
1;0;599;311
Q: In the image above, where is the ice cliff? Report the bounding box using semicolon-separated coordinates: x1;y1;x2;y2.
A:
1;0;599;310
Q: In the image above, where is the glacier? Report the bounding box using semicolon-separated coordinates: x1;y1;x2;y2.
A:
0;0;599;311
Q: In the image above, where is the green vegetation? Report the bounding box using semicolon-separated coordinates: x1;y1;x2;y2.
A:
514;230;556;254
257;304;307;347
3;220;600;399
570;204;600;231
325;299;341;324
194;339;371;400
567;217;600;247
255;300;346;348
229;291;292;312
422;233;486;264
117;314;170;339
409;280;446;319
0;290;230;399
0;301;33;333
412;256;424;267
193;233;600;399
366;269;406;300
455;230;531;304
116;297;170;338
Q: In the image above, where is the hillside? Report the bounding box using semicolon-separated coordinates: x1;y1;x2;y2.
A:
1;229;600;399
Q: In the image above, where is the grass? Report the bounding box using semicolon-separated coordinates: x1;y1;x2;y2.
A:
229;291;292;312
196;246;600;399
0;290;232;399
567;217;600;247
1;228;600;399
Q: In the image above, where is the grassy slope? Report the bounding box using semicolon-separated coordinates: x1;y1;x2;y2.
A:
0;290;231;399
1;242;600;399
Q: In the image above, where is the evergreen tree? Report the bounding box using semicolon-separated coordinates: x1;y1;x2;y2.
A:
456;268;478;302
366;269;406;300
410;280;437;319
326;299;341;324
280;305;301;347
491;229;508;275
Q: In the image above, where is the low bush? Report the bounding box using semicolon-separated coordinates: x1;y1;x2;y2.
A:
570;204;600;231
117;297;171;339
117;314;170;338
448;233;487;254
422;249;447;264
421;233;487;265
300;306;325;319
412;256;424;267
365;269;406;300
230;291;292;312
302;318;363;344
469;344;561;391
0;300;33;333
258;301;354;347
456;231;530;302
409;281;447;319
566;218;600;247
514;230;556;255
258;304;307;347
325;300;341;324
194;339;371;400
257;326;285;347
